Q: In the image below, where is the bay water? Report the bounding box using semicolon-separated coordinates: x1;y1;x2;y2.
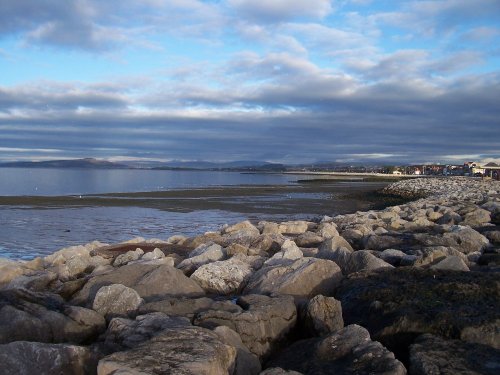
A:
0;168;388;260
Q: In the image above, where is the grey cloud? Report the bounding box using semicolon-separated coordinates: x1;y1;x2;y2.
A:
1;67;499;164
228;0;333;23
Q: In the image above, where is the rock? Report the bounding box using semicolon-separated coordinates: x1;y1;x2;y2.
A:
266;324;406;375
345;250;393;274
214;326;261;375
317;236;353;256
244;257;342;298
260;369;303;375
98;325;237;375
177;242;226;274
462;208;491;227
52;255;92;281
435;226;489;254
259;221;281;235
104;312;190;350
484;230;500;244
0;259;32;288
437;211;462;225
141;247;165;260
71;263;204;306
295;232;324;247
139;296;242;320
318;246;352;274
278;221;311;235
316;222;339;238
4;270;58;291
409;246;468;267
113;248;144;267
430;256;470;271
251;233;286;253
0;288;105;344
190;257;253;295
226;243;250;257
380;249;406;266
336;268;500;359
264;240;303;266
194;294;297;359
410;334;500;375
92;284;143;319
0;341;98;375
223;221;261;243
304;295;343;336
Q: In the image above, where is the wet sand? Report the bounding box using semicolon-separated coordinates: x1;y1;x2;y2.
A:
0;181;406;217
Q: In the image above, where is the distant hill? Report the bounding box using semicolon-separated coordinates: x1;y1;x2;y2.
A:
0;158;129;169
151;160;286;171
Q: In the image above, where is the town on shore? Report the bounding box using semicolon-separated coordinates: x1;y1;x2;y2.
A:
0;177;499;374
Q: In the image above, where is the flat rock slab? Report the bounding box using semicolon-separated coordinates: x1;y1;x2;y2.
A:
71;263;205;305
335;268;500;359
410;334;500;375
98;325;236;375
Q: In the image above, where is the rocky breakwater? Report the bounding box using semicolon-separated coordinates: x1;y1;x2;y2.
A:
0;176;499;374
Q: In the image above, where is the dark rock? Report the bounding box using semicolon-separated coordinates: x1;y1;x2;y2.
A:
0;288;105;344
304;295;343;336
266;324;406;374
335;268;500;361
0;341;99;375
410;334;500;375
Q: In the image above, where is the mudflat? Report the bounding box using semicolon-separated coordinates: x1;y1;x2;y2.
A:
0;181;405;216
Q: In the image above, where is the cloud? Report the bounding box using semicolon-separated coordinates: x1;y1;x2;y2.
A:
1;60;499;164
228;0;333;23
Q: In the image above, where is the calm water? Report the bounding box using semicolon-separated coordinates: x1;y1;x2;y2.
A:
0;168;297;196
0;168;387;260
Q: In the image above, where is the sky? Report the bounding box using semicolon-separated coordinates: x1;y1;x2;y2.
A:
0;0;499;165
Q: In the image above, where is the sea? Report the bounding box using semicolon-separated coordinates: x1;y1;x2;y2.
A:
0;168;389;260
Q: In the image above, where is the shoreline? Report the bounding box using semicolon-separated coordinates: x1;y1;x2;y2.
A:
0;177;499;374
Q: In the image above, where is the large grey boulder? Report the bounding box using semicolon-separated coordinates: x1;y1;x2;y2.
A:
194;294;297;360
191;257;253;295
0;341;99;375
304;295;343;336
98;325;237;375
410;334;500;375
266;324;406;374
244;257;342;298
0;288;105;344
92;284;143;319
71;263;204;306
